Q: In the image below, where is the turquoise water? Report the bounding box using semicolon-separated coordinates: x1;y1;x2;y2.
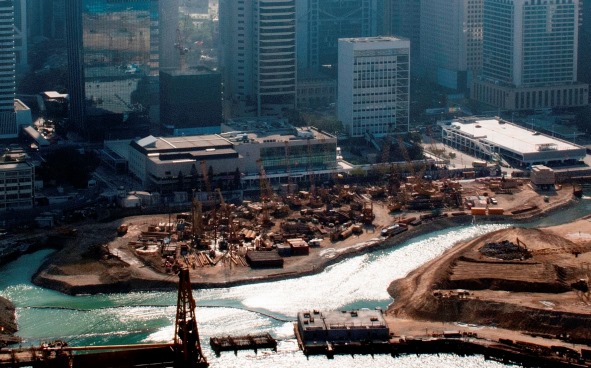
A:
1;197;589;367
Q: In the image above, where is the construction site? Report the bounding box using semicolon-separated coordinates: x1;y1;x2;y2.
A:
388;215;591;345
24;153;579;297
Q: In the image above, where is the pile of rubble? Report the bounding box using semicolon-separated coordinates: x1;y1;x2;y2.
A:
479;240;532;260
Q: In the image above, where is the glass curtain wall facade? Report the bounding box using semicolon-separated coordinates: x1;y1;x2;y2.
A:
298;0;380;71
82;0;159;136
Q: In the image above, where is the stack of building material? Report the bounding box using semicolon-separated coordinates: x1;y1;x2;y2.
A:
286;238;309;255
530;165;555;186
246;250;284;268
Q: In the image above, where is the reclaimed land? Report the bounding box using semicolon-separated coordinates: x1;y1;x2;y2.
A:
386;215;591;345
29;181;576;295
1;181;587;351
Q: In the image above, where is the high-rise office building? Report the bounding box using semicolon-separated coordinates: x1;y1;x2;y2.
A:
13;0;27;71
160;67;222;136
337;36;410;138
472;0;588;110
0;0;16;138
383;0;420;65
66;0;161;140
158;0;179;70
419;0;482;91
24;0;66;42
297;0;381;72
579;0;591;85
219;0;296;117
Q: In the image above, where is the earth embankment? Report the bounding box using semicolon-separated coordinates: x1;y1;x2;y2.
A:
388;220;591;341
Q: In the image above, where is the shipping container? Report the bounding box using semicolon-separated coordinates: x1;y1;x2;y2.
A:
470;207;487;215
488;208;505;215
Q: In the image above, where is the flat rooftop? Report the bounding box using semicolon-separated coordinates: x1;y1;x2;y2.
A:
298;309;387;331
42;91;68;99
340;36;406;43
448;118;582;154
135;135;233;153
222;119;336;143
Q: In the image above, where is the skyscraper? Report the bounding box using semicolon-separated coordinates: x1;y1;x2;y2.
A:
66;0;161;139
419;0;483;91
383;0;420;64
220;0;296;117
297;0;381;72
472;0;588;110
337;36;410;138
24;0;66;42
0;0;16;138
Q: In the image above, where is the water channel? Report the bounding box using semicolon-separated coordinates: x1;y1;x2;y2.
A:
1;196;589;368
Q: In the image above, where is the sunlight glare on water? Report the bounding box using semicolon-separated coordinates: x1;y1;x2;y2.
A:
193;224;511;317
1;224;515;367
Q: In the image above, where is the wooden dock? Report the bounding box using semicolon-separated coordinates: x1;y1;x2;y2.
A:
209;333;277;356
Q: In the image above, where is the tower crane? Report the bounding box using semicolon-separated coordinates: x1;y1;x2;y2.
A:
175;28;189;71
200;160;212;195
191;192;204;248
256;159;274;225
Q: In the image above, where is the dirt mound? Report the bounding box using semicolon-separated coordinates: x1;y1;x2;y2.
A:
388;223;591;338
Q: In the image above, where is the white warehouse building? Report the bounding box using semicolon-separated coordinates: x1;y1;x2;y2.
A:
439;117;587;167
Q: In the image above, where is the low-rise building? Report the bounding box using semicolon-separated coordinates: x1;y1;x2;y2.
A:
104;120;338;193
297;309;390;344
439;117;586;167
0;151;34;211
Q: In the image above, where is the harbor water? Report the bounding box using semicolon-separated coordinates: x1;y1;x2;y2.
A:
1;197;589;368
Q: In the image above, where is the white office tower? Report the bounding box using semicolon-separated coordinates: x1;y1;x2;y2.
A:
220;0;296;117
472;0;588;110
420;0;483;90
338;37;410;138
0;0;16;138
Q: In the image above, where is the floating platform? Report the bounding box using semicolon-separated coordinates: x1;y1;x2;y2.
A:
209;333;277;356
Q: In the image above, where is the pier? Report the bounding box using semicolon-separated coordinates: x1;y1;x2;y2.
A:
209;333;277;356
294;325;591;367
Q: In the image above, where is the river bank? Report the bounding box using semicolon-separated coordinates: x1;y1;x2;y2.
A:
0;296;18;346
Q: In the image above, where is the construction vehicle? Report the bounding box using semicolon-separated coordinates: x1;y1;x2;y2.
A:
361;201;375;225
256;159;275;226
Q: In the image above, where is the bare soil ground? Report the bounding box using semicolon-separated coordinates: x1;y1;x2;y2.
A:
387;217;591;342
31;181;577;295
